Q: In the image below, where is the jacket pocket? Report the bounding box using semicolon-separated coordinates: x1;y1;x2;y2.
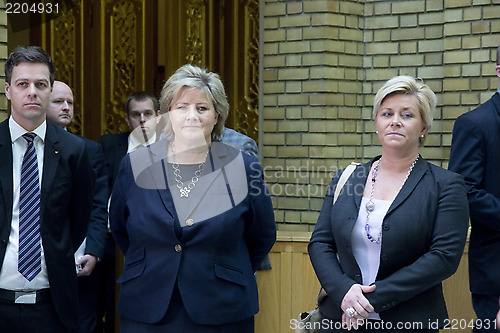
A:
214;263;248;286
117;247;146;283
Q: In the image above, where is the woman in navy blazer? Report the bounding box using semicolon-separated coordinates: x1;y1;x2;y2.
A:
309;76;469;332
110;64;276;332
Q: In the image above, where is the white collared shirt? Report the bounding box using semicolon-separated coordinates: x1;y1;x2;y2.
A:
127;132;156;153
0;116;50;290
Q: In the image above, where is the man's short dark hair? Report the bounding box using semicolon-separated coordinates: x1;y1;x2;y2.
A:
125;91;160;115
5;46;56;85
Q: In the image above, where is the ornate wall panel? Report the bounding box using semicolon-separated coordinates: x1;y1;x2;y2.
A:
45;0;83;134
236;0;259;140
102;0;143;134
177;0;260;142
185;0;207;67
41;0;254;139
159;0;259;142
40;0;156;139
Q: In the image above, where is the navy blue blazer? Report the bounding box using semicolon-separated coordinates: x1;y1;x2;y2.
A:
0;120;95;330
309;157;469;329
449;92;500;295
109;140;276;325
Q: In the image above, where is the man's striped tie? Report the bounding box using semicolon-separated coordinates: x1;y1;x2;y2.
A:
18;132;41;281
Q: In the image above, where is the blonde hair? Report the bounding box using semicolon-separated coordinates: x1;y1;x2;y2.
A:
159;64;229;141
373;76;436;145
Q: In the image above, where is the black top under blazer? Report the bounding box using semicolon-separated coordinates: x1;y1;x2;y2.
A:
308;156;469;329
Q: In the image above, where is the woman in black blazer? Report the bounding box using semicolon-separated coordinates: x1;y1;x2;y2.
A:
308;76;469;332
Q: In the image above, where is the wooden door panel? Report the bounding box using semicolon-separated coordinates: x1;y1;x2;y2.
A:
40;0;157;140
158;0;260;142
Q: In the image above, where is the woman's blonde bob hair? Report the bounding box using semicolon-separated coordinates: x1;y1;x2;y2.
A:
159;64;229;141
373;75;437;145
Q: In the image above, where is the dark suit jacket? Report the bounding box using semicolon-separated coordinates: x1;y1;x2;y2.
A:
0;120;95;330
220;127;272;271
78;136;108;259
98;132;129;195
449;92;500;295
220;127;258;158
308;157;469;328
109;140;276;325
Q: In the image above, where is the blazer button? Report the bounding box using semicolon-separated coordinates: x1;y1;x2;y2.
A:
174;244;182;252
381;254;388;261
383;224;390;231
186;218;194;226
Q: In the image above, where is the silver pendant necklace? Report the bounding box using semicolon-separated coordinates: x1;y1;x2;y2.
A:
170;144;205;198
365;155;419;243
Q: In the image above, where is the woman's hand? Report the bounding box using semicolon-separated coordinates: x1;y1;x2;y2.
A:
340;284;376;329
342;312;362;331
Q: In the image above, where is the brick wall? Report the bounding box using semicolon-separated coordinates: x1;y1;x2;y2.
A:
261;0;500;231
0;2;7;121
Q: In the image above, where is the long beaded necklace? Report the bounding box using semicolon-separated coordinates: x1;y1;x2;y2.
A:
364;155;419;243
170;143;206;198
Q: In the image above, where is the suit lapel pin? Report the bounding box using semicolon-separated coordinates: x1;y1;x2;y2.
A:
55;150;59;155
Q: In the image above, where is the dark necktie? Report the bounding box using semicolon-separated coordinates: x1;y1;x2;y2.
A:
18;132;41;281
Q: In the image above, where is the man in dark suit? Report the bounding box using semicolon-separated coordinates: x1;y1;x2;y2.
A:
99;91;160;192
0;46;94;332
47;80;108;333
97;90;159;333
220;127;258;157
219;127;272;271
449;45;500;332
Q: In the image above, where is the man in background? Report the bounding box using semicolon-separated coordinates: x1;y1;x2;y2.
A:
0;46;94;332
220;127;271;271
99;91;160;190
97;90;159;333
220;127;258;157
449;45;500;332
46;80;108;333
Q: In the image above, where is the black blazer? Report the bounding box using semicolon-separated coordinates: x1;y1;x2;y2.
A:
449;92;500;295
309;157;469;329
98;132;129;195
0;120;95;330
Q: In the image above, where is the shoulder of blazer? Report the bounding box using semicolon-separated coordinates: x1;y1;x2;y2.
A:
424;159;464;184
0;120;13;224
98;132;129;147
0;119;11;146
491;91;500;106
46;122;87;152
458;92;500;123
209;141;243;171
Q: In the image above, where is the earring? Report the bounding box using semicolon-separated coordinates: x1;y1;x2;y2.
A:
421;134;424;138
375;131;378;134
